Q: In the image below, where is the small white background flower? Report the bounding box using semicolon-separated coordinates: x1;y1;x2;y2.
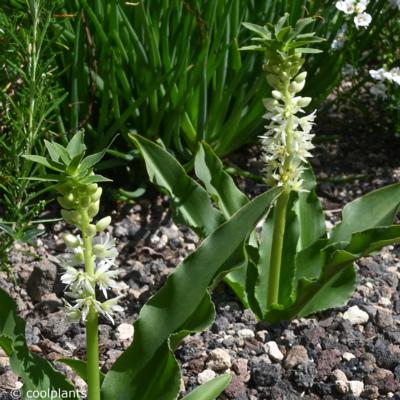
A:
354;12;372;29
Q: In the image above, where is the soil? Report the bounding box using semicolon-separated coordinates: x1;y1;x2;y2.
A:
1;109;400;400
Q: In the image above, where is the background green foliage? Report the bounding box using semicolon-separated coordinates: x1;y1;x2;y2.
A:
0;0;66;271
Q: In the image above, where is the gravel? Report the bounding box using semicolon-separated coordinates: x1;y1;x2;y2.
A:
1;113;400;399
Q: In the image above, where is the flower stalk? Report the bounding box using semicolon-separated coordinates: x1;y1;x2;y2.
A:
242;14;323;309
25;131;122;400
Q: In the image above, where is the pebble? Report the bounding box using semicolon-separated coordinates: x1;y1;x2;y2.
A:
238;328;255;339
331;369;348;382
284;345;308;368
343;305;369;325
207;348;231;372
335;379;349;394
348;380;364;397
362;385;379;399
264;341;284;361
232;358;250;383
0;357;10;367
197;369;216;384
0;371;19;389
116;323;134;342
255;330;268;342
379;297;392;307
342;352;356;361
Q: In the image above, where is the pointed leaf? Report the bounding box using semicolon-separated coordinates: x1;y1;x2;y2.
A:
194;142;248;218
181;374;232;400
23;155;65;172
294;48;323;54
130;133;224;237
0;288;78;399
330;183;400;243
267;225;400;322
67;130;86;158
295;165;326;250
242;22;271;40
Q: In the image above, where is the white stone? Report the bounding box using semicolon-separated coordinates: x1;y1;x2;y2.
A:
265;341;284;361
238;328;255;339
332;369;348;382
342;352;356;361
343;305;369;325
256;330;268;342
379;297;392;307
117;323;134;341
198;369;216;384
348;380;364;397
207;348;232;372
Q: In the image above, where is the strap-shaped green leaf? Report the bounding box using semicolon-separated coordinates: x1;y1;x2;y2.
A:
194;142;248;219
181;374;232;400
194;141;250;304
101;187;281;400
330;183;400;243
131;133;224;237
265;225;400;322
0;288;78;400
295;164;326;250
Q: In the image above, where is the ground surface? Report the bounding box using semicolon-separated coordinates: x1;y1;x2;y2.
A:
1;110;400;400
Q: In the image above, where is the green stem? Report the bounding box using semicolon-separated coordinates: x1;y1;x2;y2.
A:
82;218;100;400
267;190;289;307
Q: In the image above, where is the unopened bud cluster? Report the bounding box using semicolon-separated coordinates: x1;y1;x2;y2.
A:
57;178;122;324
261;51;315;192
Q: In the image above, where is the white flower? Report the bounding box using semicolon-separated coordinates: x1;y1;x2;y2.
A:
389;67;400;85
94;260;119;298
336;0;356;14
354;12;372;28
61;265;94;294
99;297;124;325
370;66;400;86
92;233;118;261
260;91;315;192
369;68;386;81
66;295;102;322
369;82;387;98
355;0;369;13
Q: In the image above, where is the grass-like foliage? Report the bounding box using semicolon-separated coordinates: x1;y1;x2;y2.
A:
53;0;394;160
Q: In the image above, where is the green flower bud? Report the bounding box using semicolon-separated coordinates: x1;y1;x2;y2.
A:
96;216;111;232
61;209;82;225
266;74;280;88
91;187;103;202
80;196;91;208
87;183;99;195
272;90;282;100
85;224;97;237
294;72;307;83
63;233;80;248
87;200;100;218
289;80;305;94
296;97;312;108
57;196;74;210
